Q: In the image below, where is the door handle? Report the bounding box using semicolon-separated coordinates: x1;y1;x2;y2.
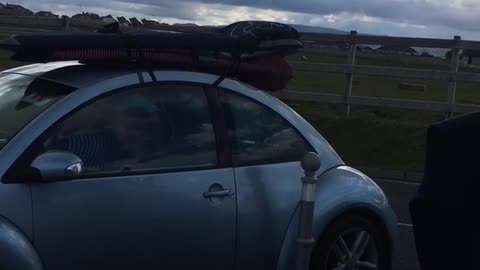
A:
203;189;234;198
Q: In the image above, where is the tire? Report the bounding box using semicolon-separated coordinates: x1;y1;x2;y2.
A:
310;214;390;270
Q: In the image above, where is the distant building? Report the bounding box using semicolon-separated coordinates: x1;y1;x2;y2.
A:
0;3;34;16
101;15;116;24
461;49;480;66
72;12;101;21
129;17;143;28
117;17;130;26
35;11;58;18
376;45;419;56
142;18;161;28
173;23;198;27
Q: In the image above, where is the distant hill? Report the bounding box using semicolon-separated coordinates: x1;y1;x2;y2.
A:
173;23;198;27
183;23;347;34
290;24;348;35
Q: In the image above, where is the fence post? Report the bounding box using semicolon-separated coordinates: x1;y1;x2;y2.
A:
446;35;461;119
344;30;357;117
296;152;321;270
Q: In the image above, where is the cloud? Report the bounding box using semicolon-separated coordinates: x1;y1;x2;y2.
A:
17;0;480;40
110;0;480;32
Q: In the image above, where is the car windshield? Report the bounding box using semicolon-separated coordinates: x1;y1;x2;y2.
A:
0;73;75;151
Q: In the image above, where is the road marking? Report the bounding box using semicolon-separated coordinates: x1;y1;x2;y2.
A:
398;222;413;228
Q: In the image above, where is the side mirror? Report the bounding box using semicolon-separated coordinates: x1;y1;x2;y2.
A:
31;151;84;181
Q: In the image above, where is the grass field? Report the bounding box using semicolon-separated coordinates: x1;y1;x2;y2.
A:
0;47;478;172
286;101;443;172
284;48;480;172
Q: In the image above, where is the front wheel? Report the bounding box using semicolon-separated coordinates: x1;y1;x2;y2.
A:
310;214;390;270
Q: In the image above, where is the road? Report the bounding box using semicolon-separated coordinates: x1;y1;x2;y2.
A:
373;178;421;270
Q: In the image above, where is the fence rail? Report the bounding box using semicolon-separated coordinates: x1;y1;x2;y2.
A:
289;62;480;83
301;32;480;50
292;31;480;117
0;16;480;116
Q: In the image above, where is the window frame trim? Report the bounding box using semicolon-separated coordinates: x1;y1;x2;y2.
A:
205;86;233;168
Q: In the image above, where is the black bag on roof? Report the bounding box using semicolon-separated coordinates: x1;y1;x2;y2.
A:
0;21;303;91
0;21;302;60
409;112;478;270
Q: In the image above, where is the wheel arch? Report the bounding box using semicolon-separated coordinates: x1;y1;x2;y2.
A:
276;166;397;270
0;215;43;270
313;207;394;269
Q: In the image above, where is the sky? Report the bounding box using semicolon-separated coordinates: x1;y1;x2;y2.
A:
11;0;480;41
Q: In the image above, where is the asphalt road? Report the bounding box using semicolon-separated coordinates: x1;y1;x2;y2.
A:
372;178;421;270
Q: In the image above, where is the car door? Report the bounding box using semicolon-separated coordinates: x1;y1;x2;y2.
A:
26;84;236;270
219;89;315;270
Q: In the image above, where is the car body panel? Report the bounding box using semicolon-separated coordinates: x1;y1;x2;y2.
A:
233;161;304;270
31;169;236;270
218;80;346;270
153;70;220;84
0;216;43;270
1;61;81;78
1;61;147;89
0;185;33;240
276;166;398;270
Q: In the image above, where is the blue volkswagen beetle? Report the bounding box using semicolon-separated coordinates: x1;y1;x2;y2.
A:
0;61;397;270
0;20;396;270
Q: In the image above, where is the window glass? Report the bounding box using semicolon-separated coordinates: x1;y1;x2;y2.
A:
222;91;313;165
0;74;75;151
41;85;217;174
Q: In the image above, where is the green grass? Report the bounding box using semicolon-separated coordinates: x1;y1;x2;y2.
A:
285;101;443;172
288;48;452;70
285;48;480;172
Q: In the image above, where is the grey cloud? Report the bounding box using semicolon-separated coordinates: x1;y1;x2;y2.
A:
27;0;195;21
111;0;480;33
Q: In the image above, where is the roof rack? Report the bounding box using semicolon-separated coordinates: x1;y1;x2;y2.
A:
0;21;303;91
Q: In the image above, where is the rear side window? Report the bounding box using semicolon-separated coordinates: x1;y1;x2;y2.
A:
0;74;75;151
222;91;314;166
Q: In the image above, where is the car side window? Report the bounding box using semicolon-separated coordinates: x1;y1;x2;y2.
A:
39;84;217;174
222;91;314;165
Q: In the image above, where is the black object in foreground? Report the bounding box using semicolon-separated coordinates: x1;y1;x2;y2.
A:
410;112;478;270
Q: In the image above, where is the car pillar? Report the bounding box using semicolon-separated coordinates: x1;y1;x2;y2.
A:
296;152;321;270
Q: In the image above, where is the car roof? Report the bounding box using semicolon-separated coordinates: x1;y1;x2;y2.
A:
1;61;144;88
